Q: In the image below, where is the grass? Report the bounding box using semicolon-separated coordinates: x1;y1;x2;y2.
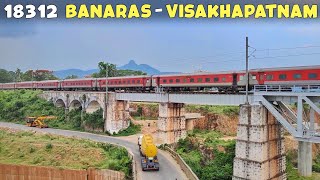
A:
112;121;141;136
185;105;239;117
0;128;132;178
132;115;158;120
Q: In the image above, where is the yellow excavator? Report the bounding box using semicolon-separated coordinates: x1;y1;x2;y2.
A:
26;116;56;128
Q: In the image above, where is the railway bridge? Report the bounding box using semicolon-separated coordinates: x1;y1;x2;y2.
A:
40;84;320;180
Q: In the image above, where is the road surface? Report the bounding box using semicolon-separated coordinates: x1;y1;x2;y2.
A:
0;122;188;180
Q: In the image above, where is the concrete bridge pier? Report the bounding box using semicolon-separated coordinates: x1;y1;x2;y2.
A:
233;104;286;180
158;103;187;144
104;93;130;134
298;141;312;176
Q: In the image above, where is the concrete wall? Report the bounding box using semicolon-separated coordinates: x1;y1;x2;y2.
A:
233;104;286;180
0;163;125;180
158;103;187;144
105;93;130;134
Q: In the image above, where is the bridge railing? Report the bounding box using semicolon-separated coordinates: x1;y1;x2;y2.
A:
254;85;320;93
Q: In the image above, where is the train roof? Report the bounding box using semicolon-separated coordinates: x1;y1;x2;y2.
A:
153;71;240;77
250;65;320;72
96;75;149;80
62;78;95;81
154;65;320;77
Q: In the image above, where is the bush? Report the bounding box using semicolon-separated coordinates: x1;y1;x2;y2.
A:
176;131;235;180
113;121;141;136
45;143;53;150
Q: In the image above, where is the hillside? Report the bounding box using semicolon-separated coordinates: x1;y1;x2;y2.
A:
53;69;98;79
53;60;180;78
0;128;132;176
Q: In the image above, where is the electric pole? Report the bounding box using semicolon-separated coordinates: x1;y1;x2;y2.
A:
104;62;109;131
245;37;249;104
106;63;108;99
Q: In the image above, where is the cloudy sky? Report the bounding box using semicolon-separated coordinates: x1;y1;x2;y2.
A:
1;20;320;73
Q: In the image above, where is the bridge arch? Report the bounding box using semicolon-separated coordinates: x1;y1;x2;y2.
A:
55;99;66;108
86;100;103;114
69;99;82;111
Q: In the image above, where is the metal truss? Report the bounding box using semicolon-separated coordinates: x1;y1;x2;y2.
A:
255;92;320;143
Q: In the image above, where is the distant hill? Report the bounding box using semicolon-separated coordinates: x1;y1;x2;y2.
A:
118;60;180;75
53;69;98;79
53;60;180;79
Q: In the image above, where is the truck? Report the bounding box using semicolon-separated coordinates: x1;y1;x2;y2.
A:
138;134;160;171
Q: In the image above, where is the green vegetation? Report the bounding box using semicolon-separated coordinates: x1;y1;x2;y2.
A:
0;129;132;178
113;121;141;136
176;129;235;180
0;68;58;83
92;62;146;78
185;105;239;117
0;90;61;122
286;150;320;180
0;90;105;132
178;129;320;180
65;74;79;79
130;103;159;120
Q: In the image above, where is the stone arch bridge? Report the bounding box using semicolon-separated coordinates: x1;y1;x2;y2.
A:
40;91;130;134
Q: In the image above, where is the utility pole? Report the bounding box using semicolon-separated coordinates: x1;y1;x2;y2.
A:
105;63;108;99
105;62;109;130
245;37;249;104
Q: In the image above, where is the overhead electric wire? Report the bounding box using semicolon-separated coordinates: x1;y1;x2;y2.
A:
255;45;320;52
253;52;320;60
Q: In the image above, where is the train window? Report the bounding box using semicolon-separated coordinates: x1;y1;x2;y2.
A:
123;81;126;84
163;79;167;83
205;78;210;82
137;80;141;83
252;75;257;80
169;79;173;83
183;78;187;83
214;77;219;82
197;78;202;83
128;80;130;84
222;77;226;82
279;74;287;80
293;74;302;79
266;75;273;80
132;80;135;84
309;73;317;79
176;79;180;83
190;78;194;83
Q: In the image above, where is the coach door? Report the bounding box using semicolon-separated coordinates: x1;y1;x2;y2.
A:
258;72;265;85
232;73;238;86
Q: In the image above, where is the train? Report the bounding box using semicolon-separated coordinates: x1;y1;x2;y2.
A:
0;65;319;92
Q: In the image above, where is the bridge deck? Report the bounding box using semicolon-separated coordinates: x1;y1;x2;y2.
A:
115;93;253;106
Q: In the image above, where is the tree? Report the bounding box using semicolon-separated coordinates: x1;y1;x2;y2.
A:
21;70;59;81
15;68;22;82
65;75;79;79
92;61;147;78
92;62;118;78
117;69;147;76
0;69;15;83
